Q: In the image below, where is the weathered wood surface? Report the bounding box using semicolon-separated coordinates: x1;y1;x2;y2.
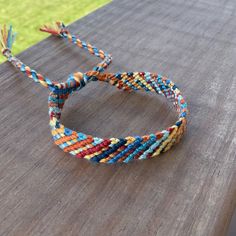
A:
0;0;235;235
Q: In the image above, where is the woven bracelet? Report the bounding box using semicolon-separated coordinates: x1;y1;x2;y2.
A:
0;22;188;164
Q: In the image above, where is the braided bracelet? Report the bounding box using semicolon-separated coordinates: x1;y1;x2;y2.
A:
0;23;188;164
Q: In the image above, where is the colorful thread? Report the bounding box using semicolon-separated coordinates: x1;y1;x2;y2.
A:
0;23;188;164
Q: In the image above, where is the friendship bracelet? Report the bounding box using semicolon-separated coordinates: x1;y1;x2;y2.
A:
0;23;188;164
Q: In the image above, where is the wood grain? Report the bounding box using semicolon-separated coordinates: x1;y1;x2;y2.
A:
0;0;235;235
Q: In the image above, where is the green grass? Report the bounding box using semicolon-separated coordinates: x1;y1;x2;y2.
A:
0;0;110;62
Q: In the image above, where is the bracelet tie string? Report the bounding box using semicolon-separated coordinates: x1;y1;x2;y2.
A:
1;22;112;93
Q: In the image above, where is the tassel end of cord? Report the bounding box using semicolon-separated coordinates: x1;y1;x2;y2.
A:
39;22;67;36
0;24;16;56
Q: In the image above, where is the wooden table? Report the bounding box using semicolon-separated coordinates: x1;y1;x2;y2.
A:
0;0;235;235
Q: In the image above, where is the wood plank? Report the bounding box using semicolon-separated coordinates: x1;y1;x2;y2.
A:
0;0;235;235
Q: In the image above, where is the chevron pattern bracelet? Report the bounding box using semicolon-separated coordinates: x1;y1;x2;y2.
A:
0;22;188;164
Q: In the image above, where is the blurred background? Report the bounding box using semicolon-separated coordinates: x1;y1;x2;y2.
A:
0;0;110;62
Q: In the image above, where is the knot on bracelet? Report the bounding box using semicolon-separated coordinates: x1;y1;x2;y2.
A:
50;70;107;95
2;48;12;59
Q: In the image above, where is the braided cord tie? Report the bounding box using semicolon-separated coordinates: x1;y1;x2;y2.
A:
1;23;188;164
1;22;112;93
